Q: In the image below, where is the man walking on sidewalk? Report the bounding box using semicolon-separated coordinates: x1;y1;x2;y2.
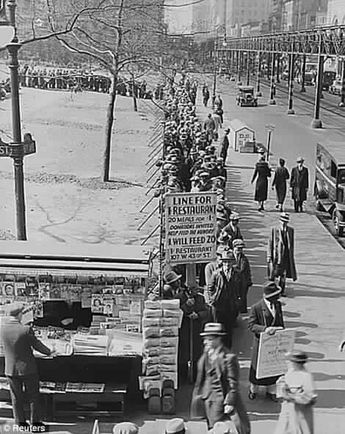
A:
267;212;297;296
290;157;309;212
219;129;230;164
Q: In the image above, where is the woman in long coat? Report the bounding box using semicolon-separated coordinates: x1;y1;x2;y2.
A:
272;158;290;211
274;351;317;434
251;155;271;211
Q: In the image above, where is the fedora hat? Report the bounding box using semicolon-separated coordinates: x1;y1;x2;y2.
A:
210;421;233;434
286;350;308;364
165;418;187;434
221;250;235;261
263;281;282;299
230;212;240;221
200;322;227;337
233;239;245;248
296;156;304;163
113;422;138;434
280;212;290;223
164;271;182;285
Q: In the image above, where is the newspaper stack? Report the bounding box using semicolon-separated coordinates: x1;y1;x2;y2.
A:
140;299;182;395
72;334;109;356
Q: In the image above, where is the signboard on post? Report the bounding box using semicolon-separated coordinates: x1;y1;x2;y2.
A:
256;329;295;379
165;192;217;265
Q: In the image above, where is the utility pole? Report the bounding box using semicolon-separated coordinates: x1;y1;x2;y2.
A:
256;52;262;96
300;54;306;93
311;33;324;128
287;53;295;115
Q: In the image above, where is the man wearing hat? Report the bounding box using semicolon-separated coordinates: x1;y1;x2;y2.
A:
233;239;252;314
204;245;226;300
248;282;285;401
267;212;297;296
219;129;230;165
207;250;241;348
290;157;309;212
0;303;55;427
191;323;250;432
221;212;243;249
163;270;183;299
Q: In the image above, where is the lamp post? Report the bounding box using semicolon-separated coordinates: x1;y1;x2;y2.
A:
0;0;32;240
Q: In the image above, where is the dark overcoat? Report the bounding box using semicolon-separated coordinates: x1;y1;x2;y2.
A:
272;166;290;203
192;346;251;433
267;226;297;281
251;161;271;202
290;166;309;202
248;299;284;386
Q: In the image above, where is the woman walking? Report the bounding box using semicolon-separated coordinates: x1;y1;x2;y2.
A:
251;153;271;211
272;158;290;211
274;350;317;434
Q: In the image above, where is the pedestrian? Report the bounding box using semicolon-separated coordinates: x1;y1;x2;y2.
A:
191;322;250;433
212;111;222;141
267;212;297;296
0;303;55;428
219;129;230;164
274;351;317;434
207;250;241;348
214;94;223;109
251;152;271;211
203;86;210;107
248;282;284;402
112;422;139;434
272;158;290;212
222;212;243;249
290;157;309;212
233;239;252;314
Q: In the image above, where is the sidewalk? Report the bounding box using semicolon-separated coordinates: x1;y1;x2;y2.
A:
197;94;345;433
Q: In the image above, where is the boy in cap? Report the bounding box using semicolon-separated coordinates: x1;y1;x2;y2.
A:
248;282;284;401
267;212;297;296
191;323;250;432
0;303;55;428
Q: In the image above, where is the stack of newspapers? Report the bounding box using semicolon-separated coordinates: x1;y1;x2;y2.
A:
72;334;109;356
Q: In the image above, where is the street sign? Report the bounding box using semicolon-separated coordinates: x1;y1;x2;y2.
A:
265;124;275;131
165;192;217;265
23;140;36;155
0;143;12;157
0;140;36;157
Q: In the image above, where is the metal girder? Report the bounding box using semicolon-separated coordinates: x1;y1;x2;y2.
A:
217;25;345;57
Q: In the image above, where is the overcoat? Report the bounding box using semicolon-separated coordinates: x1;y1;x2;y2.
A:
251;161;271;202
290;166;309;202
192;346;251;433
272;167;290;203
267;226;297;281
248;299;284;386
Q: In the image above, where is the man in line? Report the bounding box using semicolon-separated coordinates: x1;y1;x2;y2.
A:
203;114;216;144
191;323;250;433
1;303;55;428
233;239;252;314
267;212;297;296
221;212;243;249
290;156;309;212
207;250;241;348
248;282;284;402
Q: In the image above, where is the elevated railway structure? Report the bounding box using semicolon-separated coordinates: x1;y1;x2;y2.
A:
216;25;345;128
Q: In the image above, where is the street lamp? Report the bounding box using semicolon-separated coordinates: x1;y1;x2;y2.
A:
0;0;31;240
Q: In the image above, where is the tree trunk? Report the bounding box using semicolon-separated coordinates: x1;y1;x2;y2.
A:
103;74;117;182
132;74;138;112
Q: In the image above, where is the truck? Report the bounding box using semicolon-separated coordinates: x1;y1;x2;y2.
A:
314;141;345;236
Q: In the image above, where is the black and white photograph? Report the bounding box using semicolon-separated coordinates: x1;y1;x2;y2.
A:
0;0;344;433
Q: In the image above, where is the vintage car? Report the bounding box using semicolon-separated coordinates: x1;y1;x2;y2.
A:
322;71;336;91
236;86;258;107
314;141;345;236
329;79;342;95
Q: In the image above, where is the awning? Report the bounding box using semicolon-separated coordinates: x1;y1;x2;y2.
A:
0;241;151;278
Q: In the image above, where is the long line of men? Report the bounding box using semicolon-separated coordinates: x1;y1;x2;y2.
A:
158;76;253;371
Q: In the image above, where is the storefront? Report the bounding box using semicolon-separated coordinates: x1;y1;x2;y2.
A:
0;241;152;418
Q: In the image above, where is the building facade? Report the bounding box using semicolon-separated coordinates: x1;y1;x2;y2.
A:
282;0;328;31
164;0;193;34
327;0;345;24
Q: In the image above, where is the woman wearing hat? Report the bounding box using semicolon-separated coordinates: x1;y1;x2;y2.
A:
274;351;317;434
272;159;290;212
248;282;285;401
251;153;271;211
191;323;250;433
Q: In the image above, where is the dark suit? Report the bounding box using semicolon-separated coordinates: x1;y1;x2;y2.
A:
1;317;51;424
290;166;309;211
191;346;250;432
207;269;241;348
248;299;284;387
